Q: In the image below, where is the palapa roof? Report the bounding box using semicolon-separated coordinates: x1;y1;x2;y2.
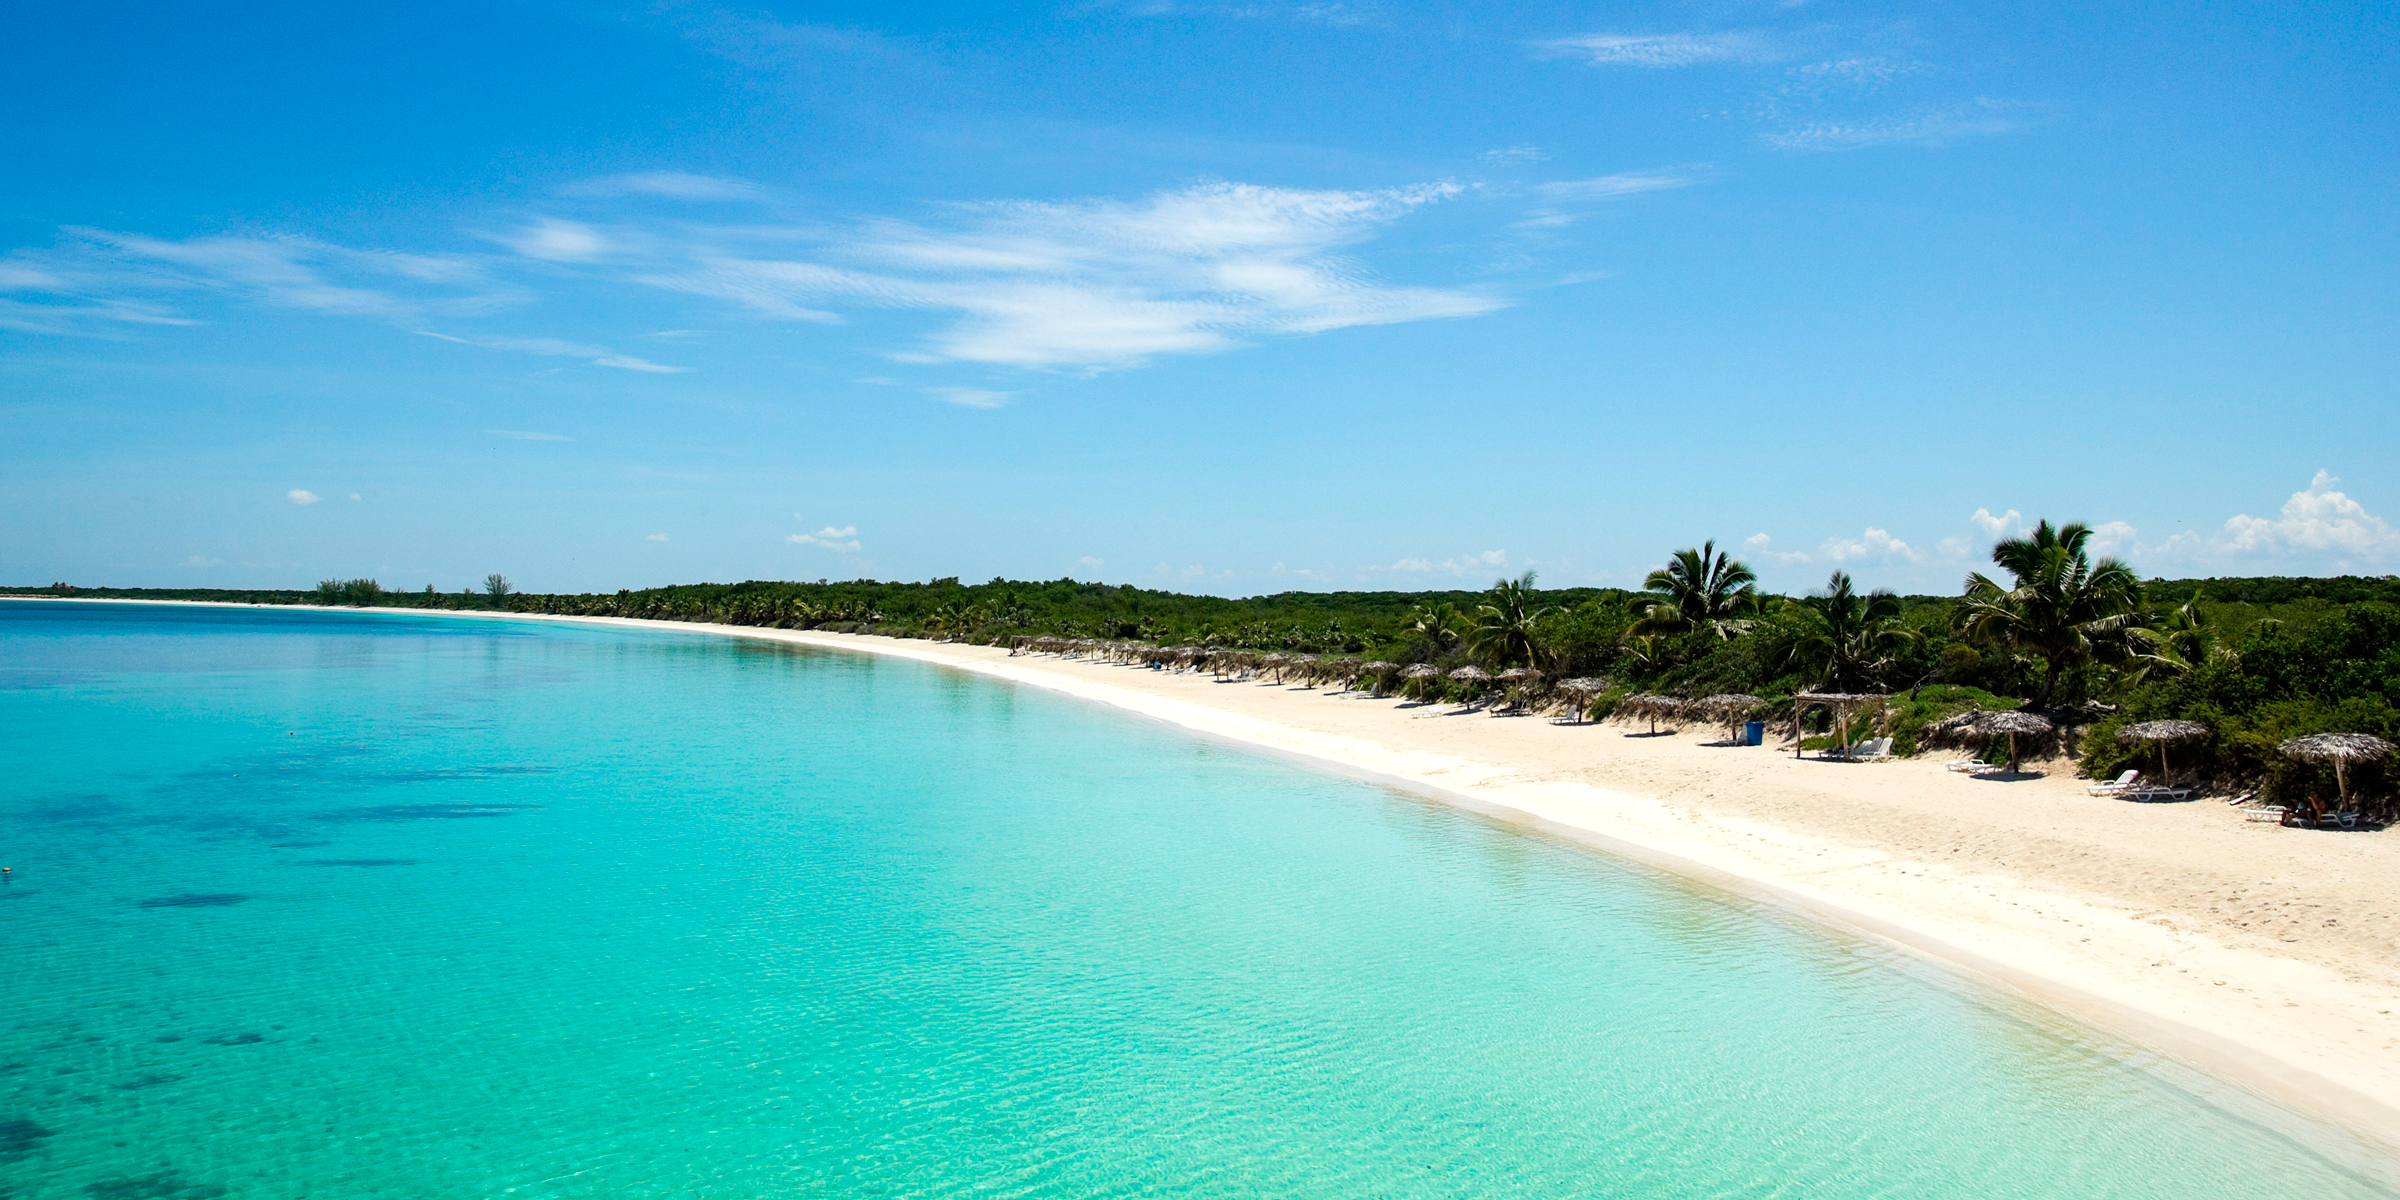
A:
2118;719;2208;742
1699;693;1764;711
1358;661;1399;672
1619;693;1686;713
1496;667;1541;681
1975;710;2055;735
1448;665;1492;681
2277;732;2395;762
1557;677;1609;693
1793;691;1891;707
1401;663;1441;678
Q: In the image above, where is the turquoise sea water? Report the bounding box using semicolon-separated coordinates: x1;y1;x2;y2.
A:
0;603;2392;1199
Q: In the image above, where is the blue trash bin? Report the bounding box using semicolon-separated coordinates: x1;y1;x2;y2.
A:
1744;720;1765;746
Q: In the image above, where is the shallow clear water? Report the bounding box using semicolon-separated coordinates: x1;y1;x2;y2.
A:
0;602;2391;1199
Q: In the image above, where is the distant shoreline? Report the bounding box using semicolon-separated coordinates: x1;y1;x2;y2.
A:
18;594;2400;1164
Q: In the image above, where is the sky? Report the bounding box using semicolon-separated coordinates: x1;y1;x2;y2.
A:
3;1;2396;597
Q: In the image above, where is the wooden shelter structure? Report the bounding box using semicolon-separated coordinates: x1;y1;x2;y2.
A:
2278;733;2394;806
2116;719;2207;782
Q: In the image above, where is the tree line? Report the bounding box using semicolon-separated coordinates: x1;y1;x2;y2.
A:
13;526;2396;804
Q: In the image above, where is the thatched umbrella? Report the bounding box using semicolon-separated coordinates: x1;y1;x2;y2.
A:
1401;663;1440;679
1553;677;1607;723
1976;710;2055;773
1620;693;1683;735
1355;660;1399;696
2116;719;2207;782
1448;665;1492;701
2277;733;2394;806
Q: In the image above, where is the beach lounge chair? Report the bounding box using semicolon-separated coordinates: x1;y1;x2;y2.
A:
2222;790;2256;806
2240;805;2290;823
1852;737;1895;762
2326;812;2361;831
2085;770;2141;796
2123;785;2193;802
1944;758;1994;773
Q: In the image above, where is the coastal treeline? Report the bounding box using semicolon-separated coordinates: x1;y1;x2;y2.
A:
14;531;2397;808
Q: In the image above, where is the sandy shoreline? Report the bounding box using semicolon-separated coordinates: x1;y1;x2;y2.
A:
20;597;2400;1155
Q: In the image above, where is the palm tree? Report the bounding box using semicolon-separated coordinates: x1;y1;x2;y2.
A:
1467;571;1558;669
1955;520;2145;706
1787;570;1912;692
1402;602;1467;655
1636;541;1759;639
2123;591;2232;685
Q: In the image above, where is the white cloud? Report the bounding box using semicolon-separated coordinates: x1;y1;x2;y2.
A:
563;172;761;201
1537;31;1772;68
1936;536;1971;559
1078;555;1105;567
502;218;612;263
2213;471;2400;562
420;331;687;373
2086;519;2138;557
646;533;670;542
1;227;521;336
1517;172;1696;227
485;429;573;441
1745;533;1771;548
1765;100;2031;152
287;489;321;505
348;492;362;502
629;181;1502;370
1380;549;1509;575
1483;146;1551;164
1771;527;1922;566
1969;507;2024;537
926;386;1009;408
788;525;862;552
179;554;223;567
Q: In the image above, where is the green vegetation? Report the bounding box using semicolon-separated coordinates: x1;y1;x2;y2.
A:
14;531;2397;810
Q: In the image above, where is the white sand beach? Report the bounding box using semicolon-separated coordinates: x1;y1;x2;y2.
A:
22;600;2400;1149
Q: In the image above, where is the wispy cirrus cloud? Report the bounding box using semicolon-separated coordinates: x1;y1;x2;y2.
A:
418;331;686;373
607;180;1503;370
1764;99;2033;152
1537;31;1774;68
1519;171;1695;227
561;172;762;201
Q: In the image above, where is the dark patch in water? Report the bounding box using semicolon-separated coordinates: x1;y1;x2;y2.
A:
0;889;34;899
321;803;539;823
201;1033;264;1046
137;894;246;909
270;840;331;849
152;1036;181;1044
301;858;418;867
0;1063;26;1074
0;1117;56;1160
14;795;128;824
112;1073;182;1091
82;1168;227;1199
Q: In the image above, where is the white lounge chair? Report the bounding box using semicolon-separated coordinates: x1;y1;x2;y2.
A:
2123;784;2193;802
2086;770;2140;796
1944;759;1994;773
2241;805;2289;823
1852;737;1895;762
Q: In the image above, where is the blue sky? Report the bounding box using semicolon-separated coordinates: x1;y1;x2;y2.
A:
4;1;2396;596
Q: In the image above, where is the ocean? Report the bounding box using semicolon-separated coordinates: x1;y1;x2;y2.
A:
1;601;2390;1198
